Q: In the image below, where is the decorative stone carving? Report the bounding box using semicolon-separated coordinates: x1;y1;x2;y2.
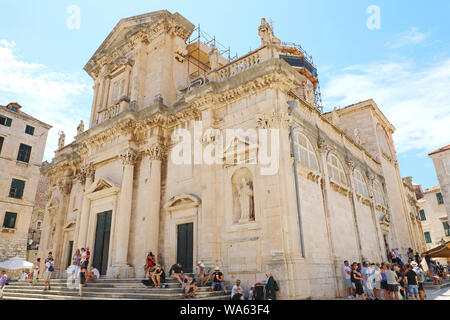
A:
57;177;72;195
256;110;290;129
146;144;167;161
317;136;332;155
119;149;137;166
202;128;222;144
175;47;188;63
258;18;273;46
58;131;66;149
77;120;85;136
345;157;356;172
77;163;95;185
354;128;362;145
154;94;164;105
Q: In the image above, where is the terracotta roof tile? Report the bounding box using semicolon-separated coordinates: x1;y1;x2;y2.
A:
429;145;450;156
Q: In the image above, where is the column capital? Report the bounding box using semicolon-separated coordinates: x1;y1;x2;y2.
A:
145;143;167;161
119;149;137;166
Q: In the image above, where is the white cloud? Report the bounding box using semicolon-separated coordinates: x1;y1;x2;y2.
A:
0;39;92;161
386;27;427;49
322;58;450;154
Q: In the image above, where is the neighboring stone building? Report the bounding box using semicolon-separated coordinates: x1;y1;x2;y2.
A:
38;11;422;299
0;102;51;262
26;174;50;262
429;145;450;221
415;184;450;264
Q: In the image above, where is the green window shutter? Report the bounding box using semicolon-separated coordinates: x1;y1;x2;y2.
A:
419;209;426;221
9;179;25;199
443;222;450;237
436;193;444;205
0;136;3;154
3;212;17;229
25;125;35;135
17;144;32;163
424;232;432;244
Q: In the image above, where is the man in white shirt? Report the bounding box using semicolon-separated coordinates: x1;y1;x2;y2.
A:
342;260;353;299
44;257;54;291
231;279;246;300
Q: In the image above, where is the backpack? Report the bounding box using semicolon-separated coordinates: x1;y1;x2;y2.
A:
273;280;279;291
48;262;54;272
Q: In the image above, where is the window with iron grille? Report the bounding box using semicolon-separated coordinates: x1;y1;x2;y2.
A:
9;178;25;199
25;125;35;135
424;232;432;244
436;192;444;205
17;143;32;163
3;212;17;229
0;115;12;127
419;209;426;221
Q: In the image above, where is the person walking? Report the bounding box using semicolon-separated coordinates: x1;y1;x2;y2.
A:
351;263;366;300
380;263;389;300
79;264;87;297
385;264;400;300
412;262;426;300
31;258;40;285
265;272;278;300
405;264;420;300
342;260;353;299
43;256;54;291
0;270;7;300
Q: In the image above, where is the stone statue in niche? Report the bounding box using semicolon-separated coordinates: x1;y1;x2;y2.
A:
237;177;254;222
232;168;255;224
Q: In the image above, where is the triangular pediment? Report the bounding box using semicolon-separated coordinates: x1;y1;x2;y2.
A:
84;10;194;75
86;177;120;195
222;135;259;165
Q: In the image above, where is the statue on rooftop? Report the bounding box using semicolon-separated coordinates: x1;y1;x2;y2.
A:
258;18;274;46
77;120;85;136
58;130;66;150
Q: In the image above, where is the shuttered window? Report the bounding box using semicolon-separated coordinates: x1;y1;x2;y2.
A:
0;115;12;127
25;125;35;135
436;192;444;205
9;178;25;199
17;144;32;163
3;212;17;229
424;232;432;244
419;209;426;221
0;136;4;154
443;222;450;237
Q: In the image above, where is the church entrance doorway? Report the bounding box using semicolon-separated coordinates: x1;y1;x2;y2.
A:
93;211;112;275
177;223;193;273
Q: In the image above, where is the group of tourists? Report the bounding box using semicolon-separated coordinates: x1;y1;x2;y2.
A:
141;252;279;300
342;248;447;300
70;247;100;296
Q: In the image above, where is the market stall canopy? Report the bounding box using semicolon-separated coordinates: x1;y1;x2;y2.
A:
423;241;450;258
0;256;34;270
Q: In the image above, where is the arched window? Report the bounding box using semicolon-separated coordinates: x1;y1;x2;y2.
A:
373;181;386;206
294;132;319;172
327;154;347;186
354;169;369;198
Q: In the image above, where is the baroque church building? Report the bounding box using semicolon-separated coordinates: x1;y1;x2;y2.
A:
39;10;425;299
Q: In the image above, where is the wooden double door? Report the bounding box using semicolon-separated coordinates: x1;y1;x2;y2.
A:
177;223;194;273
93;211;112;275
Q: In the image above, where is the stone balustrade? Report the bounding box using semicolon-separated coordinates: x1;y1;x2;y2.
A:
208;45;279;82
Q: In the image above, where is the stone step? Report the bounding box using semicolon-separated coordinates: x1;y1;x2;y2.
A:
5;284;213;294
9;281;183;289
2;288;227;300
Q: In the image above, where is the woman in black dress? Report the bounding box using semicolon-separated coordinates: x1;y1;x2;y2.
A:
351;263;366;300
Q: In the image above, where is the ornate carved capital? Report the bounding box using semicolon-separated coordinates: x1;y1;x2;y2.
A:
120;149;137;166
345;158;356;172
146;144;167;161
256;111;290;129
317;137;332;155
57;177;72;195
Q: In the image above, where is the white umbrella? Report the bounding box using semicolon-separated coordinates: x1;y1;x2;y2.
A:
0;256;34;270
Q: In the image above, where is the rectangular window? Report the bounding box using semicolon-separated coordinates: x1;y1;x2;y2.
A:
424;232;432;244
444;221;450;237
419;209;426;221
436;192;444;205
0;115;12;127
17;144;32;163
3;212;17;229
0;136;3;154
25;125;35;135
9;178;25;199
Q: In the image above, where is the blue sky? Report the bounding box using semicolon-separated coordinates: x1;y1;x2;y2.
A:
1;0;449;189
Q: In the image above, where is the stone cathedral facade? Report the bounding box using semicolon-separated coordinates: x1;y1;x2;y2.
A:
39;10;425;299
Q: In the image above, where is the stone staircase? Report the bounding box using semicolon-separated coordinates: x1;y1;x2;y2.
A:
2;277;230;300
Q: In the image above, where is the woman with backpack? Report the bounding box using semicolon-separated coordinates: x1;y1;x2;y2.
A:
43;256;54;291
265;272;278;300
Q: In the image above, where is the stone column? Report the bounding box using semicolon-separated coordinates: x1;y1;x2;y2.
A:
144;143;165;260
74;163;95;250
109;148;137;278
